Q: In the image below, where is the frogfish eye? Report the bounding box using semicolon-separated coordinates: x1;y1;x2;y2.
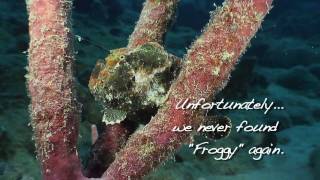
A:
120;55;125;60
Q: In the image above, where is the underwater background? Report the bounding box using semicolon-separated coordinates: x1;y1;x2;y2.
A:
0;0;320;179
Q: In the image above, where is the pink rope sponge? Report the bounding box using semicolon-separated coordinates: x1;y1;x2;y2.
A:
26;0;273;179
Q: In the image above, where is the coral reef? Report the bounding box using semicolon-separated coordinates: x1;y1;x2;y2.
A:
128;0;179;49
1;0;320;179
25;0;272;179
103;0;273;179
85;123;129;177
26;0;84;179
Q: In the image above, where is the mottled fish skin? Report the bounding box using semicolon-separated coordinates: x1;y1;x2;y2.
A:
88;42;181;125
